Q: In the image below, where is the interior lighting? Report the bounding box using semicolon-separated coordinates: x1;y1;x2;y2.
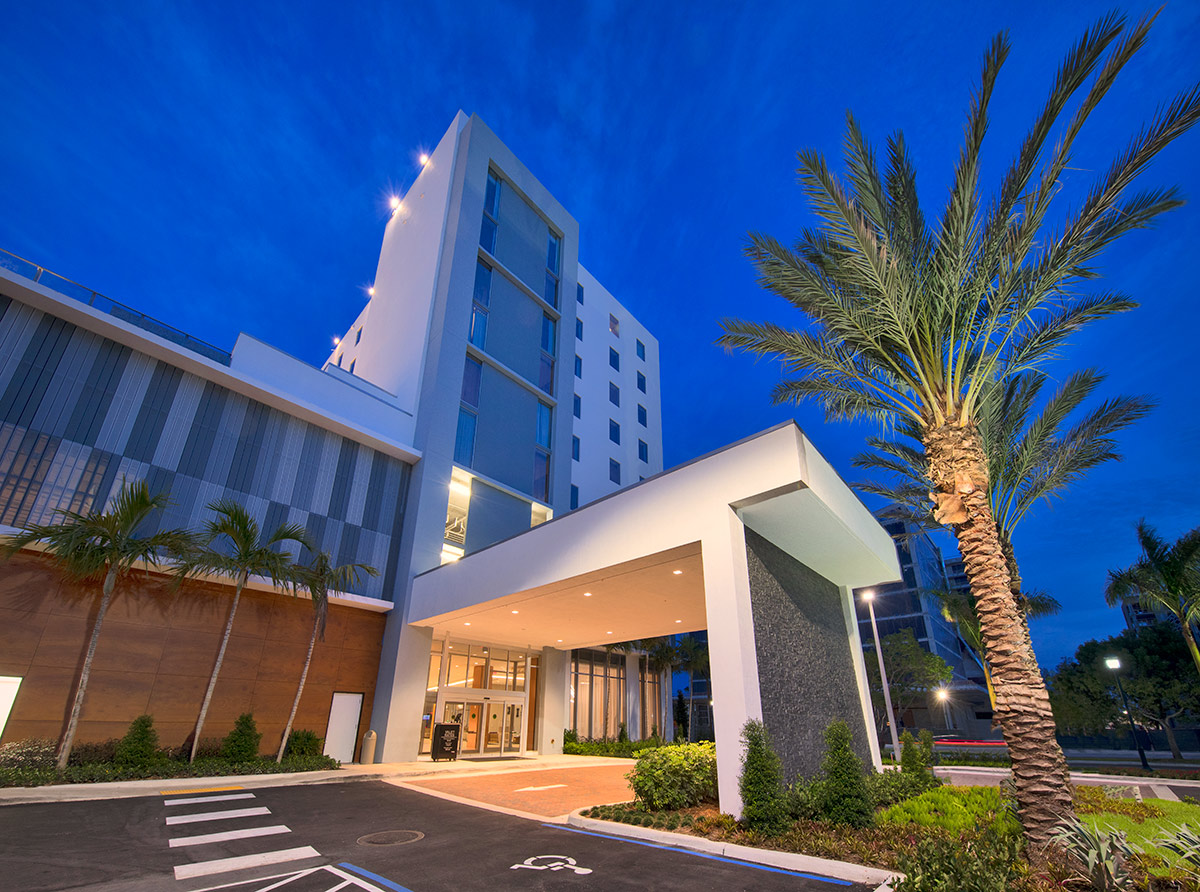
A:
449;480;472;498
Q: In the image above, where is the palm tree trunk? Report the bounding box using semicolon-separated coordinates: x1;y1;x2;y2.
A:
924;421;1074;847
277;612;318;762
190;572;246;762
56;565;117;771
1177;613;1200;680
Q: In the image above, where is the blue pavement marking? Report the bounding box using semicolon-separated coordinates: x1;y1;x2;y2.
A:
545;824;854;886
337;862;414;892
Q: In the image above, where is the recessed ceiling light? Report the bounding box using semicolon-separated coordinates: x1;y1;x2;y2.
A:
557;639;563;643
675;619;682;623
583;592;592;597
511;610;519;614
607;631;612;635
464;622;471;626
672;570;683;575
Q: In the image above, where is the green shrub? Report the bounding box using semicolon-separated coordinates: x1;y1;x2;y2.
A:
68;739;119;765
815;721;873;828
114;715;161;767
1051;818;1136;891
220;714;262;762
868;767;938;809
786;775;821;820
627;740;717;811
893;831;1025;892
617;722;629;743
284;729;322;758
1074;784;1165;823
563;728;579;744
564;737;664;758
738;719;787;834
880;785;1020;838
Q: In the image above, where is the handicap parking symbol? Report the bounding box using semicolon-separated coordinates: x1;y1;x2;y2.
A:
511;855;593;875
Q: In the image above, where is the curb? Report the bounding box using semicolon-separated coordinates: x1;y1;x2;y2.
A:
566;809;898;890
934;765;1200;789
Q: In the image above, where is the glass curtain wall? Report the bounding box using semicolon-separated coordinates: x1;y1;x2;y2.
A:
568;649;626;740
420;639;532;755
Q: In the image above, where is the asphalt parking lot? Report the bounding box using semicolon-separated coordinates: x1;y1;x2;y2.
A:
0;780;874;892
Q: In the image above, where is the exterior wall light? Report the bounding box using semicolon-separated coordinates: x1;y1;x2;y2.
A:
419;153;430;166
368;286;375;296
389;196;401;210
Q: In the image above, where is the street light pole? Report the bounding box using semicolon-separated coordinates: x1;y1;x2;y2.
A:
863;591;901;762
1105;656;1152;773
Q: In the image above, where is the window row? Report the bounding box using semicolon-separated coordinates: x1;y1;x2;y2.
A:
480;170;563;310
571;393;649;428
471;260;555;396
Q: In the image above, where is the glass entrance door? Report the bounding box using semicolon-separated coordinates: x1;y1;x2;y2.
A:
440;698;522;757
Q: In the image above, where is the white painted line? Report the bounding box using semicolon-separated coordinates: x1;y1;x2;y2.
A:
166;806;271;825
514;784;568;792
165;793;257;806
168;825;292;847
173;846;322;879
1150;784;1181;801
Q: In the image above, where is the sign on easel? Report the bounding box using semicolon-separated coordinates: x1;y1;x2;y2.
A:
431;722;461;761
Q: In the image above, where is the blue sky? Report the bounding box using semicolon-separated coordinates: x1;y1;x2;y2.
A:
2;1;1198;669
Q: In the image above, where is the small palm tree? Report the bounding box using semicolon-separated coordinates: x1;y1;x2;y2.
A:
855;368;1152;600
2;481;194;770
179;499;309;762
276;551;377;762
1106;521;1200;679
718;14;1200;843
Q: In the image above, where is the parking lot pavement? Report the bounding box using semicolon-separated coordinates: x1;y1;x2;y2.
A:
1;780;876;892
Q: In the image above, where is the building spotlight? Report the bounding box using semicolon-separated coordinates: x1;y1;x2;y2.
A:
419;153;429;166
389;196;401;210
1105;656;1121;670
936;687;949;702
333;337;340;346
368;286;375;296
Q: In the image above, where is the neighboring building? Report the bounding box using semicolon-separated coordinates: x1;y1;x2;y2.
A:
855;521;991;735
0;111;902;818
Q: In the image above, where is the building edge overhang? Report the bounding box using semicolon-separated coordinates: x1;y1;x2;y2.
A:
0;266;422;466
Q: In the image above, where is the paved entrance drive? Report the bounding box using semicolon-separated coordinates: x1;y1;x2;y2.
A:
402;762;635;817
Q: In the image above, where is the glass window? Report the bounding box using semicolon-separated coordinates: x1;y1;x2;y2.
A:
570;485;579;509
637;371;646;393
576;318;583;340
462;357;482;406
637;404;647;426
609;347;619;371
336;353;341;368
469;305;488;348
636;338;645;360
609;459;621;485
427;649;443;692
639;439;648;462
455;409;477;467
577;283;584;304
467;646;488;688
480;217;497;254
534;450;550;502
572;435;580;461
473;262;492;306
541;315;557;354
349;359;356;374
573;394;581;418
609;382;619;406
489;649;511;689
355;328;362;344
536;402;552;449
544;272;558;308
447;650;468;688
609;314;620;336
485;171;501;217
609;420;620;444
538;355;554;395
547;231;561;275
574;354;582;377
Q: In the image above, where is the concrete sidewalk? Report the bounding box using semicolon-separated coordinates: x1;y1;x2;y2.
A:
0;753;625;805
936;764;1200;801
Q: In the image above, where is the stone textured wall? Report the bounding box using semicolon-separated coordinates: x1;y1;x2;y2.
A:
744;527;872;780
0;551;385;756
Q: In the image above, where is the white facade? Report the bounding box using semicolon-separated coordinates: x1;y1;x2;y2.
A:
570;267;663;508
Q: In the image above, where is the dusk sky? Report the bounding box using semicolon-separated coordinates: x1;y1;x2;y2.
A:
2;1;1198;670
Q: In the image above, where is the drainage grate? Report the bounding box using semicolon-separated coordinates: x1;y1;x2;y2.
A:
357;830;425;847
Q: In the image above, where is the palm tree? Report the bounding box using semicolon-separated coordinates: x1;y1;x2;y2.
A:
676;635;709;741
639;637;680;739
855;368;1152;602
276;551;377;762
1105;521;1200;679
2;481;194;770
179;499;309;762
718;13;1200;844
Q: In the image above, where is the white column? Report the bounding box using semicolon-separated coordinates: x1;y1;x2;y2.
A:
537;646;569;753
701;508;764;819
624;652;641;740
840;585;883;771
371;620;433;763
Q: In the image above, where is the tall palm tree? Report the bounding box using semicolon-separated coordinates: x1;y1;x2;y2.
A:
676;635;709;742
718;13;1200;843
639;637;681;739
855;368;1153;601
1105;521;1200;679
2;481;194;770
179;499;309;762
276;551;377;762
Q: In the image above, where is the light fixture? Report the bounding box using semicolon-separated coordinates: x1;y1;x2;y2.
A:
1105;657;1121;670
861;589;875;602
675;619;682;623
464;622;471;626
333;337;340;346
449;479;472;498
583;592;592;597
511;610;519;615
557;639;563;643
935;688;949;702
419;153;429;166
368;286;375;296
389;196;401;210
672;570;683;575
606;631;612;635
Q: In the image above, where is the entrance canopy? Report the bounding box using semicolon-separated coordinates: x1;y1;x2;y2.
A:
408;422;898;650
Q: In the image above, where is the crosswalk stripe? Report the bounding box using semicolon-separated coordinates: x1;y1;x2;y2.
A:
165;793;257;806
173;846;323;880
166;807;271;825
159;785;244;795
169;825;292;848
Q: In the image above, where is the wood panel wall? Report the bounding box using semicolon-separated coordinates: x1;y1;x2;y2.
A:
0;551;386;758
